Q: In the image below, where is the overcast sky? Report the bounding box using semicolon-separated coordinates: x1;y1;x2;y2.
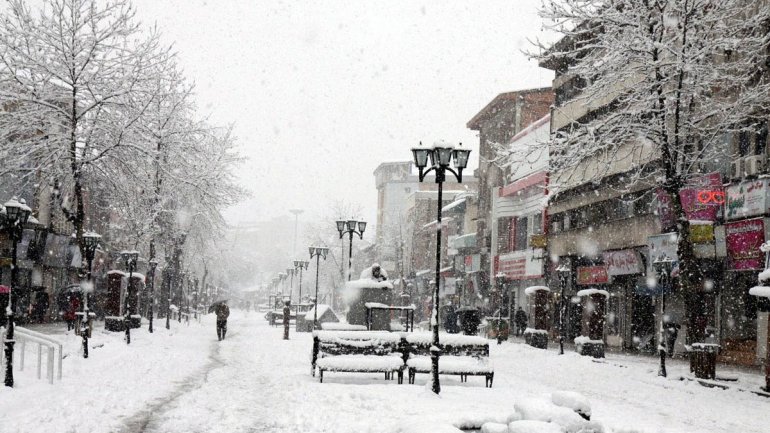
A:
132;0;555;233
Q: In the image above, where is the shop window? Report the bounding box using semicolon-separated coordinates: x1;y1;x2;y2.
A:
514;216;528;251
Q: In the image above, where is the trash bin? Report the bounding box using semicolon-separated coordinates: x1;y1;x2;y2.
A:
690;343;719;379
457;307;481;335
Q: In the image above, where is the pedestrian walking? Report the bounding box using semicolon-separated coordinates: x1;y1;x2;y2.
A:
215;300;230;341
514;306;528;337
64;294;80;331
664;319;680;358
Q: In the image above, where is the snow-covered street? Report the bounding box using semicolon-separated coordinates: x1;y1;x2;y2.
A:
3;311;769;433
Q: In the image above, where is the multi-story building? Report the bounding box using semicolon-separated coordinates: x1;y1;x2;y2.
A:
466;88;553;308
373;162;419;280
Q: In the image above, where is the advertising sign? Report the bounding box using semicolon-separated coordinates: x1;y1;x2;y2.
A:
496;250;543;280
725;179;769;221
602;250;643;276
725;218;766;270
657;173;724;228
577;266;610;285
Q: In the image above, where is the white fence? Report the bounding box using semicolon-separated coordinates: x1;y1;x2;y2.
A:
0;326;63;384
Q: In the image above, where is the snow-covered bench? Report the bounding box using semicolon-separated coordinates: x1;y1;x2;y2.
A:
311;331;405;384
404;333;493;387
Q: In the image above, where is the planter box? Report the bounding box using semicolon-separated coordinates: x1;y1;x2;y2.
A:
576;341;605;358
524;329;548;349
105;316;125;332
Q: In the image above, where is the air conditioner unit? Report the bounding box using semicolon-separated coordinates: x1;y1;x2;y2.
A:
730;158;743;179
744;155;766;176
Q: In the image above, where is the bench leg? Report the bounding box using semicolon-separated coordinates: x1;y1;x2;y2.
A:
486;373;493;388
319;370;324;383
311;364;315;377
409;369;415;385
398;370;403;384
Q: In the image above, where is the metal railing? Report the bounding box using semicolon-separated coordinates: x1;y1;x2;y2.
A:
1;326;63;384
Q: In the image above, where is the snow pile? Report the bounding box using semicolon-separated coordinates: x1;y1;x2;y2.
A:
406;332;488;346
551;391;591;419
507;420;563;433
750;286;770;298
758;269;770;282
575;289;609;298
514;398;586;430
304;304;333;320
524;328;548;335
574;336;603;345
481;422;510;433
397;420;463;433
359;263;389;280
314;330;401;343
525;286;550;296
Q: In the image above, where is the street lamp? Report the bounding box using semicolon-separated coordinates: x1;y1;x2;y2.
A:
286;268;295;302
148;258;159;333
653;254;674;377
309;246;329;330
167;231;187;330
2;196;32;387
555;263;571;356
410;141;471;395
294;260;309;305
121;250;139;345
336;218;366;280
81;231;101;358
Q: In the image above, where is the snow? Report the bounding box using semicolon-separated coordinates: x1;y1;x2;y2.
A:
345;279;394;290
749;286;770;298
575;289;609;298
304;304;331;320
313;330;402;344
507;420;564;433
758;268;770;282
406;332;489;347
321;323;367;331
551;391;591;417
317;354;404;371
6;311;770;433
524;328;548;335
406;356;494;374
524;286;550;296
573;336;603;345
481;422;510;433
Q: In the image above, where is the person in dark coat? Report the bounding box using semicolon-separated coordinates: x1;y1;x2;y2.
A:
514;307;528;337
214;301;230;341
664;320;680;358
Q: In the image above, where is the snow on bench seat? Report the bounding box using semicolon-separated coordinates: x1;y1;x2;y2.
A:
405;333;488;346
406;356;494;374
313;330;402;344
316;355;405;372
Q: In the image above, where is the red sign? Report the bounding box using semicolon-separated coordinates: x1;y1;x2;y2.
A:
0;285;9;294
657;173;724;228
497;256;527;279
725;218;765;270
577;266;610;285
697;191;725;204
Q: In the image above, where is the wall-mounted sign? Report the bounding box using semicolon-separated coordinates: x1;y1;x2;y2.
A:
529;234;547;248
602;250;643;276
577;265;610;285
690;223;715;243
496;250;543;280
657;173;724;228
725;218;765;270
725;179;769;221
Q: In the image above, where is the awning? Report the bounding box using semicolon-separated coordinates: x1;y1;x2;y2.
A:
415;269;431;277
450;233;476;249
441;198;466;213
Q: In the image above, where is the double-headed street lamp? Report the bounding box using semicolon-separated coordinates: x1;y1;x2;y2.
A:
148;258;159;333
309;246;329;330
410;141;471;395
82;231;101;358
294;260;309;304
653;254;674;378
121;250;139;345
2;197;32;387
336;219;366;281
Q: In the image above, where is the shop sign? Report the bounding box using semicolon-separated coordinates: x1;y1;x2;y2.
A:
648;233;679;262
725;218;766;270
577;265;610;285
657;172;724;228
690;223;715;243
496;250;543;280
529;234;547;248
464;254;481;273
602;250;643;276
725;179;769;221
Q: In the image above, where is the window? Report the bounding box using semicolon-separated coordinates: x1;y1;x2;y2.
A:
756;121;768;155
514;216;528;251
739;129;751;157
498;217;512;254
532;213;543;235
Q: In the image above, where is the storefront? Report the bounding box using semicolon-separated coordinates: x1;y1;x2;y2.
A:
601;249;646;349
495;249;545;325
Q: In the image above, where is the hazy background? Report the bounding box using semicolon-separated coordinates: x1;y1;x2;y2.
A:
129;0;555;262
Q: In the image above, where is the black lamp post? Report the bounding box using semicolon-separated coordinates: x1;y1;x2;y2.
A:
2;197;32;387
653;254;674;377
410;141;471;395
167;231;186;330
121;250;139;345
294;260;309;305
82;231;101;358
286;268;295;302
336;219;366;280
555;263;571;356
309;246;329;329
148;258;158;333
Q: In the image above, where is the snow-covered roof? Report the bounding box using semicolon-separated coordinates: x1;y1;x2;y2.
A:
345;279;393;290
576;289;609;298
524;286;550;295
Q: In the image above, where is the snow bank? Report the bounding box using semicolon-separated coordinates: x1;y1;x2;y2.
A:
481;422;509;433
551;391;591;418
514;398;586;430
397;420;463;433
525;286;550;296
575;289;609;298
508;420;564;433
749;285;770;298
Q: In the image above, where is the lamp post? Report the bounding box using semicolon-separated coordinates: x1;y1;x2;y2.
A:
309;246;329;330
2;197;32;387
294;260;309;305
653;255;674;377
411;141;471;395
167;231;186;330
148;258;158;333
286;268;295;302
555;263;571;356
120;250;139;345
81;231;101;358
336;219;366;280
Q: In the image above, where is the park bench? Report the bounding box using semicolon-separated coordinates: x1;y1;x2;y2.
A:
311;330;405;384
404;333;494;387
